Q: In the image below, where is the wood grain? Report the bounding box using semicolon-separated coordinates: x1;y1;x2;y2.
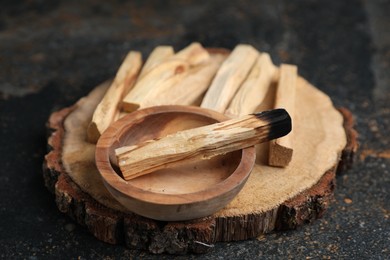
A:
115;109;290;180
201;44;259;113
269;64;297;167
96;105;256;221
43;49;356;254
225;53;278;118
43;97;356;253
122;43;210;112
87;53;142;143
138;46;174;78
140;52;226;108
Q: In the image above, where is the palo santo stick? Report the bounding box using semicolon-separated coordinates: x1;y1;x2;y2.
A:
138;46;174;78
269;64;297;167
140;53;226;108
174;42;210;66
122;43;210;112
200;44;259;113
225;53;278;118
121;59;189;112
87;51;142;143
116;109;291;180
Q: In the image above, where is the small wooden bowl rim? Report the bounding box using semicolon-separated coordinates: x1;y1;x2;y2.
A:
96;105;256;206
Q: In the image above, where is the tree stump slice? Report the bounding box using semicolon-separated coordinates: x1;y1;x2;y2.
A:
43;77;357;254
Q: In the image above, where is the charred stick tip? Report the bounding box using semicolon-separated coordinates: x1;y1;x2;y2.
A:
252;109;292;140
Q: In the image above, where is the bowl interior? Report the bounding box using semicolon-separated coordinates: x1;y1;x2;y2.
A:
108;109;242;195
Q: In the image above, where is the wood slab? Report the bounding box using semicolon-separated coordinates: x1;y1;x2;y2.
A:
43;79;357;254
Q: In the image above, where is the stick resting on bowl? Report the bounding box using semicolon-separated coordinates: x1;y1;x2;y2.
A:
115;108;292;181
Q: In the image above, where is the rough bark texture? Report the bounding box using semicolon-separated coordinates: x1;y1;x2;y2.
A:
275;170;336;230
42;104;357;254
337;107;359;173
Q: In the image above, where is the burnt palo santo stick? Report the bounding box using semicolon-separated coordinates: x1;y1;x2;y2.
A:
116;109;291;181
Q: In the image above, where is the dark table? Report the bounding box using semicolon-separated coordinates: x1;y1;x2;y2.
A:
1;1;389;258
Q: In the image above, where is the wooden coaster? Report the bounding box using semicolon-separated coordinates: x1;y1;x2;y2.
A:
43;80;357;254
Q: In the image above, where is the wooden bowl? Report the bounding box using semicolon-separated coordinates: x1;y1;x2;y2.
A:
95;105;256;221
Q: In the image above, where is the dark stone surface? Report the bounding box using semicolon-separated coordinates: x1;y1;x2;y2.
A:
1;0;389;258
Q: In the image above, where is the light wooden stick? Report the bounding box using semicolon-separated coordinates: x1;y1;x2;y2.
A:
140;53;226;108
116;109;291;180
269;64;297;167
121;59;190;112
87;51;142;143
200;44;259;113
138;46;174;78
225;53;278;118
173;42;210;66
121;43;210;112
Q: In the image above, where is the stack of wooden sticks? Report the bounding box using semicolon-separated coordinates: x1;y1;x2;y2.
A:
87;43;298;180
